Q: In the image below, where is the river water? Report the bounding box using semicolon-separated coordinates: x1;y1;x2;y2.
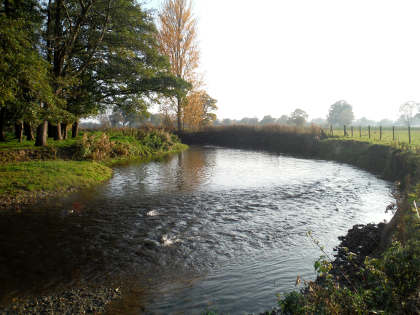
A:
0;146;394;314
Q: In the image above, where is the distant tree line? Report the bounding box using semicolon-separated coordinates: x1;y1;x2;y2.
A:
213;108;310;127
213;100;420;128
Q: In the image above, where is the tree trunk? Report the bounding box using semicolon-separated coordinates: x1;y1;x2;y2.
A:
0;108;6;142
24;122;34;140
15;121;24;142
48;122;56;138
72;121;79;138
54;122;62;140
14;123;21;139
177;96;182;132
35;120;48;146
62;123;68;139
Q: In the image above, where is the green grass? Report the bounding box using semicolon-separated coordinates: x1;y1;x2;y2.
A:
329;126;420;147
0;133;82;151
0;160;112;197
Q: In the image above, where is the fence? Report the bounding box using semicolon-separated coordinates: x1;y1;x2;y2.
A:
327;125;420;145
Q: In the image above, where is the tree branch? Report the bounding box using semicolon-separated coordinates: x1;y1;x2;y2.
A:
73;0;112;77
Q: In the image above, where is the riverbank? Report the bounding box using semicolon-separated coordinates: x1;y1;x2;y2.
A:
0;128;187;209
0;160;112;209
180;125;420;314
0;286;121;315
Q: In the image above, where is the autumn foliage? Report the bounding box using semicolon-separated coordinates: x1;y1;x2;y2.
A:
157;0;217;131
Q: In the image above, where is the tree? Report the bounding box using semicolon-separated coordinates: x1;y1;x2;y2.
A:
183;91;203;130
200;92;217;126
36;0;114;143
240;117;259;125
183;91;217;130
288;109;308;127
41;0;187;141
378;119;394;127
399;101;419;127
327;100;354;126
0;0;187;145
91;0;188;121
354;117;376;127
222;118;233;125
0;14;55;143
157;0;199;131
311;117;327;126
260;115;276;125
277;115;289;125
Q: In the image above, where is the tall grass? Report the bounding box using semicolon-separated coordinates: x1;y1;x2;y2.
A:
200;124;322;135
180;124;322;156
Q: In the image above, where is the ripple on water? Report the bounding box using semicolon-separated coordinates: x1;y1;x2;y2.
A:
0;146;394;314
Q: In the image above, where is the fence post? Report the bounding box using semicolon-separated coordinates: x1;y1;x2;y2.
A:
380;126;382;140
368;126;371;139
344;125;347;136
409;125;411;144
330;125;333;136
359;126;361;138
351;126;354;137
392;126;395;141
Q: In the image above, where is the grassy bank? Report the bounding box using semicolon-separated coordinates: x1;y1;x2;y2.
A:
180;125;322;156
0;128;187;208
287;137;420;313
182;125;420;314
0;161;112;208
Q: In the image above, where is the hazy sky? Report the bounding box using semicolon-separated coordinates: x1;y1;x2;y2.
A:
146;0;420;121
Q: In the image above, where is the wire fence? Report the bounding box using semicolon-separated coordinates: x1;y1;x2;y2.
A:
327;125;420;145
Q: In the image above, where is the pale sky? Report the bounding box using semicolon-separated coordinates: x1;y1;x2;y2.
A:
146;0;420;121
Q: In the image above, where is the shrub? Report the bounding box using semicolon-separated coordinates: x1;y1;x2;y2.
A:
74;133;113;160
137;129;175;151
278;240;420;314
364;240;420;313
73;128;182;161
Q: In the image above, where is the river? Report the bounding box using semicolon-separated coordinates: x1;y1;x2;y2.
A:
0;146;394;314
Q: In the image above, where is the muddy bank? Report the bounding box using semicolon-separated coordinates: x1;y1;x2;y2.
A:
328;223;386;285
0;286;121;315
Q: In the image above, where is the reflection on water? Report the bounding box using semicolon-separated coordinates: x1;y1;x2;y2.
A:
0;146;393;314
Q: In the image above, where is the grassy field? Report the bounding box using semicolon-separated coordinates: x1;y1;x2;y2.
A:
328;126;420;147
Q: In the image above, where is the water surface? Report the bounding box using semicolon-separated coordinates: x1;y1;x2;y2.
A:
0;146;393;314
